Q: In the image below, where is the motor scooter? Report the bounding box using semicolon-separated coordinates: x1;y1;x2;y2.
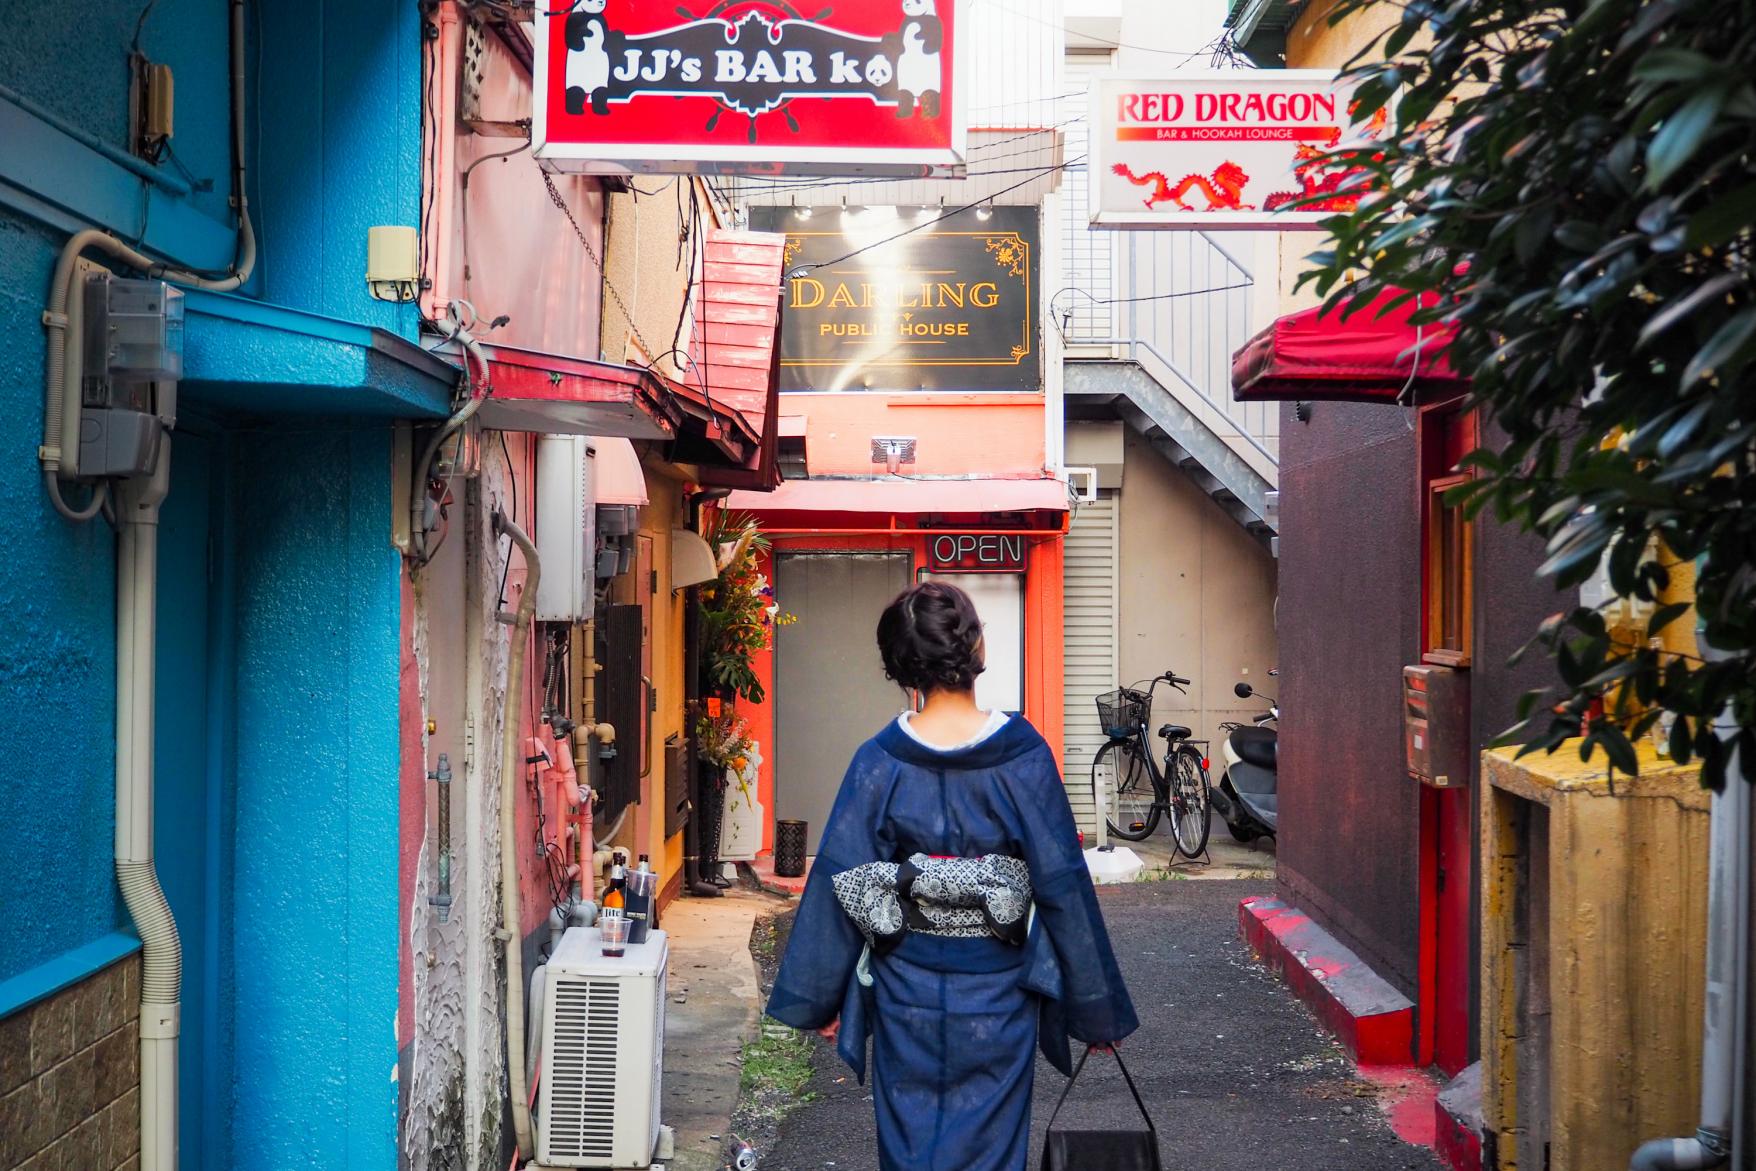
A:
1212;674;1278;842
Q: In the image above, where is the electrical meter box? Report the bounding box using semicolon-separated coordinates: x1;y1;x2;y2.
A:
67;269;181;479
1403;664;1470;788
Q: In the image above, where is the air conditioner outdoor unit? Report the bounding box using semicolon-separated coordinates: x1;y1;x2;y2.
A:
537;926;668;1168
534;435;599;622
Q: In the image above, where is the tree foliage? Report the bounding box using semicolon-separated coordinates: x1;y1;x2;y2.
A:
1301;0;1756;785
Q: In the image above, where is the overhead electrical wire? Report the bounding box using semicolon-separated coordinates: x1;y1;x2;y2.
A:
786;156;1082;277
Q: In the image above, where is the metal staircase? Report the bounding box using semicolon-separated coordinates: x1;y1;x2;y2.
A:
1057;230;1279;544
1066;352;1277;540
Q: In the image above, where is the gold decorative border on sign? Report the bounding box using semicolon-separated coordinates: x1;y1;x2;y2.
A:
778;231;1034;368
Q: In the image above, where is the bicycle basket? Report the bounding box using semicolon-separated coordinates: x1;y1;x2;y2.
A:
1096;688;1151;739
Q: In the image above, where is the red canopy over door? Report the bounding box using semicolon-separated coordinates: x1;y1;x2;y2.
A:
1232;290;1467;403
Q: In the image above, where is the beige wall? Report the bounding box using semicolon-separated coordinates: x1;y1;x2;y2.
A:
600;180;716;374
1117;430;1279;746
1276;0;1408;316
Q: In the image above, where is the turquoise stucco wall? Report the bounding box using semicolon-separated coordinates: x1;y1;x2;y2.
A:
1;0;428;1166
227;425;404;1168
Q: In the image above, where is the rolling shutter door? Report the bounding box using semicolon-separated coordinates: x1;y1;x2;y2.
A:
1061;493;1118;835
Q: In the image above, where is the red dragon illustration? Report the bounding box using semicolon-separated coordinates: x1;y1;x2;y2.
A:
1264;104;1390;213
1111;161;1254;212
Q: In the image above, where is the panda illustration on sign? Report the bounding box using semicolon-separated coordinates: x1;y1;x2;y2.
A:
564;0;612;115
894;0;943;118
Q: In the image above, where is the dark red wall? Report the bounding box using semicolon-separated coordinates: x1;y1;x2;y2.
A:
1275;400;1426;995
1274;403;1570;1015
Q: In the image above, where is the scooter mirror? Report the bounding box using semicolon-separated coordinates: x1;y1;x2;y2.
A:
1233;682;1254;699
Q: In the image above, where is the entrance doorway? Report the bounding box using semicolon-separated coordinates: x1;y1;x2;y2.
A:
773;553;912;852
923;571;1025;714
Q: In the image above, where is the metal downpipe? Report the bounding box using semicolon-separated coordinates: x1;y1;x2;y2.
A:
116;450;179;1171
493;509;540;1160
1629;697;1749;1171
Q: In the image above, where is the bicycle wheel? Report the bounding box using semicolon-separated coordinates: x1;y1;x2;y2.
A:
1168;746;1212;858
1095;739;1160;841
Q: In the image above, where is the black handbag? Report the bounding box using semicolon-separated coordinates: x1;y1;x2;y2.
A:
1040;1047;1163;1171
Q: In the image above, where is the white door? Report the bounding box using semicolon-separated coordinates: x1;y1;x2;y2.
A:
925;572;1024;714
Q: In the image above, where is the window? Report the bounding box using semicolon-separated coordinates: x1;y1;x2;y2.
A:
1425;473;1473;667
1420;404;1477;668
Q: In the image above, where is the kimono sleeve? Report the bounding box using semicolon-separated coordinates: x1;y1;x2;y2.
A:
1007;745;1139;1044
765;743;896;1031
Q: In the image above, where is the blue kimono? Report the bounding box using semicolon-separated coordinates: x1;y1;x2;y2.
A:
766;714;1138;1171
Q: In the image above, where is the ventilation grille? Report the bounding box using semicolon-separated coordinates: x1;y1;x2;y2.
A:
546;977;622;1160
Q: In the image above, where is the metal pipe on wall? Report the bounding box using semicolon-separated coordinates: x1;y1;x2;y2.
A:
1630;694;1750;1171
492;509;541;1160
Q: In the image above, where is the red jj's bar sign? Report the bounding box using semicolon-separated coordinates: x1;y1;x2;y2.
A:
928;533;1026;573
533;0;967;177
1090;71;1381;230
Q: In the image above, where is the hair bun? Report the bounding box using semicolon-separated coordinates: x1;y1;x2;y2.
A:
876;581;985;695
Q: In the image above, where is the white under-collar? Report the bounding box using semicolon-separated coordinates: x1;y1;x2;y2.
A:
896;708;1010;753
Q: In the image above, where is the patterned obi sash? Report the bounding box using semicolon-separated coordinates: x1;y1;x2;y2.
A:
831;853;1032;954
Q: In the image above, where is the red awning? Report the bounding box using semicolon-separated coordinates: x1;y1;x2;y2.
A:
692;228;786;491
724;476;1068;517
466;342;760;470
1232;290;1467;404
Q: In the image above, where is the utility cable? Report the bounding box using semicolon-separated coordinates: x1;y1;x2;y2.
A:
786;157;1081;278
543;171;660;364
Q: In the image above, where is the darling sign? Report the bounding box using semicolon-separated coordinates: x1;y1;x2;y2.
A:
1089;71;1383;230
534;0;966;176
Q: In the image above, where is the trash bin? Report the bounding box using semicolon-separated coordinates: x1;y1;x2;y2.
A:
774;819;808;878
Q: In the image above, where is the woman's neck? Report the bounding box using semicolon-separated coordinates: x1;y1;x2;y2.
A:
908;688;990;748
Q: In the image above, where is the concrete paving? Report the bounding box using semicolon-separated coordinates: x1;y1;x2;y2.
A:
755;879;1443;1171
1119;807;1279;880
660;889;785;1171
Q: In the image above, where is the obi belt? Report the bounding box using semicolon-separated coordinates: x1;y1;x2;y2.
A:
831;853;1032;953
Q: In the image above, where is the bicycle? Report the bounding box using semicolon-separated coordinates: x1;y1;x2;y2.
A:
1091;672;1212;858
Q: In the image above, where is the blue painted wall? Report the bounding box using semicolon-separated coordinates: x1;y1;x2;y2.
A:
227;425;403;1169
1;1;427;1166
0;136;128;987
254;0;424;335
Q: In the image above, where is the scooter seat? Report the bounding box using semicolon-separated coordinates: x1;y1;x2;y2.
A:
1228;726;1277;769
1157;723;1192;741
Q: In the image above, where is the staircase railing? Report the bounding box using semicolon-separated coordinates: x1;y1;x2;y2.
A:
1055;229;1278;478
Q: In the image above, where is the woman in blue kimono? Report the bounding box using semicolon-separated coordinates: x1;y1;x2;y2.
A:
767;581;1138;1171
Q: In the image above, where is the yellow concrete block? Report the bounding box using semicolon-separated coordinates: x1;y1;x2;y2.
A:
1480;741;1709;1171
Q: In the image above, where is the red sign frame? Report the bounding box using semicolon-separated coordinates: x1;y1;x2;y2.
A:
533;0;967;177
926;533;1027;574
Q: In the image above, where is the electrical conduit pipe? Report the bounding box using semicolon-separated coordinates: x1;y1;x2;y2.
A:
1630;694;1750;1170
493;509;540;1160
116;452;178;1171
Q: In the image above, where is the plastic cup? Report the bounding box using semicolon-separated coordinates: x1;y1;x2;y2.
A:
600;915;631;957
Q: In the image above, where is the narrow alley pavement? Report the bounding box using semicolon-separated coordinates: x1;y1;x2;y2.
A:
759;880;1443;1171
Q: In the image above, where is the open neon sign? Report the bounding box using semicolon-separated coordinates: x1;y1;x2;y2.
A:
928;533;1026;573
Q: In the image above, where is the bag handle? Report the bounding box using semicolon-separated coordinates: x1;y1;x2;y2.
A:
1044;1046;1157;1137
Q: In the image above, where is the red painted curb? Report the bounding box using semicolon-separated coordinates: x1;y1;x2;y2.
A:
1238;895;1416;1066
1435;1095;1483;1171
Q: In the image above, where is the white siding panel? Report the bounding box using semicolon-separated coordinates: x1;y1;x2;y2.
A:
1060;49;1117;342
1061;493;1118;835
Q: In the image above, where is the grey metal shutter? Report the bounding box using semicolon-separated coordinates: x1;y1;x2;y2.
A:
1061;493;1119;835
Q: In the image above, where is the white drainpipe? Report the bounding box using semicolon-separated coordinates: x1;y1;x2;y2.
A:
115;449;179;1171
